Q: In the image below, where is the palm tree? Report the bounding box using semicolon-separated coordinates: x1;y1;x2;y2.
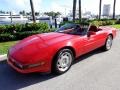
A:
113;0;116;19
99;0;102;20
73;0;77;22
79;0;82;23
30;0;36;23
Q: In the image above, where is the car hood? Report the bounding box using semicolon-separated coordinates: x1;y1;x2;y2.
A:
36;32;74;45
9;35;48;64
9;32;75;64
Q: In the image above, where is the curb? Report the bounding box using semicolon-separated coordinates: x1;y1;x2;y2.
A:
0;54;7;61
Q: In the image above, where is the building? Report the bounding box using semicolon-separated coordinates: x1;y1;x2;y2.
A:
103;4;111;16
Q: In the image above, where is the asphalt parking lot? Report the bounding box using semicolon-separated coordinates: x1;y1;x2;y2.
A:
0;31;120;90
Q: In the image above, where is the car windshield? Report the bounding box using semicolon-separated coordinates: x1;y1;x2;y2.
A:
56;23;89;35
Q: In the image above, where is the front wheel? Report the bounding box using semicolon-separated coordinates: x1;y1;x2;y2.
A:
102;35;113;51
52;49;74;75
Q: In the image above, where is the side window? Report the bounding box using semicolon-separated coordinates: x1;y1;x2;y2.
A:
81;25;89;35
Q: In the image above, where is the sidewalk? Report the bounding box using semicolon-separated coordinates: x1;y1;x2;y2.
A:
0;54;7;61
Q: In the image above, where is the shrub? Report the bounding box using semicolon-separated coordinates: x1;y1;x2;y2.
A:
0;33;15;41
0;25;6;34
60;21;74;26
0;23;50;42
14;24;23;32
0;31;44;42
14;31;40;40
4;25;16;34
21;23;49;32
116;20;120;24
90;20;116;26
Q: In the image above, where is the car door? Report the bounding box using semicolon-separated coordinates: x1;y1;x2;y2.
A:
94;30;107;48
82;30;106;54
82;34;97;54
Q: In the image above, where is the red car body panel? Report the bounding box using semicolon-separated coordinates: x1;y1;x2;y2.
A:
7;26;117;73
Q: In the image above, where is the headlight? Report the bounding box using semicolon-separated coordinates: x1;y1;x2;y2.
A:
10;57;45;69
27;63;42;68
10;58;24;69
16;62;45;69
15;62;23;68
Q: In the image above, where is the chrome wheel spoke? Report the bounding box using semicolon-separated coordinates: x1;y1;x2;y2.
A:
106;36;112;50
57;52;72;72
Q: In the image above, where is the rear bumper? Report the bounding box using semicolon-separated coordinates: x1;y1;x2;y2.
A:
7;58;51;74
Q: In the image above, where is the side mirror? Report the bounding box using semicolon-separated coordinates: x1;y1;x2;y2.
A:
87;31;96;37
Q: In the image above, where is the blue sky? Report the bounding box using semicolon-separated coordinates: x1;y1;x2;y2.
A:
0;0;120;15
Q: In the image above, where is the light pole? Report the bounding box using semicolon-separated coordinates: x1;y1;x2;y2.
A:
10;12;13;24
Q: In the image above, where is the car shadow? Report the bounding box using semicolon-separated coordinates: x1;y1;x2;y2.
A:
73;48;104;64
0;48;104;90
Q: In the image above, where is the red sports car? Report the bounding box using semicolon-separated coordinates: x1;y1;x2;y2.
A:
7;23;117;75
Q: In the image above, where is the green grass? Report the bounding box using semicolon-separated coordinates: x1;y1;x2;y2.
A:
0;41;18;55
110;24;120;29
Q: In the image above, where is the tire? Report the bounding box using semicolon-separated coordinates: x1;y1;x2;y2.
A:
52;49;74;75
102;35;113;51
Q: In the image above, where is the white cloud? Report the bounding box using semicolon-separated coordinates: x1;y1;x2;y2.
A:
51;2;64;12
32;0;42;11
1;0;120;15
50;2;72;16
15;0;27;7
2;0;42;12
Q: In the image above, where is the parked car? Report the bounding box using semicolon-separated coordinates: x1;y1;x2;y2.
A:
7;23;117;75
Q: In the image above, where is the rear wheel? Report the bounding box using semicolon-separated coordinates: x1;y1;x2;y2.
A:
52;49;74;75
103;35;113;51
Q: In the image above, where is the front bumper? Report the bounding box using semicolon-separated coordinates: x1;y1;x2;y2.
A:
7;57;51;74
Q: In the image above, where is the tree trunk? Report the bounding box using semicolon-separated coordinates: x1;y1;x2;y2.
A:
99;0;102;20
55;18;57;28
30;0;36;23
73;0;77;22
79;0;82;23
113;0;116;19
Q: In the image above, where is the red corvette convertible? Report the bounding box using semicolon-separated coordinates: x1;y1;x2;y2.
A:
7;23;117;75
